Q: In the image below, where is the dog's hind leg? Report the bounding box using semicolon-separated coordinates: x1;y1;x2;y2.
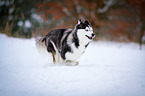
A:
49;40;62;64
52;51;56;64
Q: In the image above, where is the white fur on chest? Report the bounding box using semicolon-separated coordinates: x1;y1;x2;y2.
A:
65;31;90;61
65;41;88;61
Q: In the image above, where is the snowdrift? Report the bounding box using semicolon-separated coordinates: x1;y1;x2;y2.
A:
0;34;145;96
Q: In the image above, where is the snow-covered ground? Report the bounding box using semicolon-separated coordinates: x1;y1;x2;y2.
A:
0;33;145;96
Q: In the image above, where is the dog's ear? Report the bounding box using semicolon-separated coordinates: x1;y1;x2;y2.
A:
84;20;90;25
78;19;82;24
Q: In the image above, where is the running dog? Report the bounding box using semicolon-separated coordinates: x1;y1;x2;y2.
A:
36;19;95;65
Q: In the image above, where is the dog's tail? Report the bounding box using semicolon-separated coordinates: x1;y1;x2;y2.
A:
35;37;48;54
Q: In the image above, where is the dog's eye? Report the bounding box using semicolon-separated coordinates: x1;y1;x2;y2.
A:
85;29;89;31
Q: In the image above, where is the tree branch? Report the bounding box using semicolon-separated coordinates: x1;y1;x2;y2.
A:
98;0;118;13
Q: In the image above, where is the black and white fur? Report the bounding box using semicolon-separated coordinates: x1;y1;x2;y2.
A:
36;19;95;65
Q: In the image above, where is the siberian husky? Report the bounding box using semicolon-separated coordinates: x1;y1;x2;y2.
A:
36;19;95;65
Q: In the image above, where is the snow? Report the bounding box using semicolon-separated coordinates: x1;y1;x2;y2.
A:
31;13;43;23
24;20;32;28
0;33;145;96
17;21;23;27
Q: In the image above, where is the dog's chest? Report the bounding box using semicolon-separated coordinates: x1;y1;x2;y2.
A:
65;40;89;61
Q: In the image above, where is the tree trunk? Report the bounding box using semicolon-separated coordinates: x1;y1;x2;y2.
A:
139;21;145;50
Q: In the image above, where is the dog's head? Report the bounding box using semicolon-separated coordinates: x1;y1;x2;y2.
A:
76;19;95;40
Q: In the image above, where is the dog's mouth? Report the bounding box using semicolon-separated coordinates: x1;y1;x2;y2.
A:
85;35;95;40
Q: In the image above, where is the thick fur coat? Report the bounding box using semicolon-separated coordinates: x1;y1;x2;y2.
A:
36;19;95;65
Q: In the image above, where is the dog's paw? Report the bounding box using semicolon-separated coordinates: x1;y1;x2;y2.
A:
65;60;79;66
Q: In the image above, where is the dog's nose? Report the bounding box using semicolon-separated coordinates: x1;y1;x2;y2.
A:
92;33;95;37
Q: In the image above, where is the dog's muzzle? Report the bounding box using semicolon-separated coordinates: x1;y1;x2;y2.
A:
85;33;95;40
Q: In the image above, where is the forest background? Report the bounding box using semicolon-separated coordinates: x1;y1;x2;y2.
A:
0;0;145;48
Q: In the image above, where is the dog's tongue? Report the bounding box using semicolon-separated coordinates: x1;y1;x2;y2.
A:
90;36;95;39
92;35;95;39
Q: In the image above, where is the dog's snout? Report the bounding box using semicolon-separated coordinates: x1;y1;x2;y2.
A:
92;33;95;37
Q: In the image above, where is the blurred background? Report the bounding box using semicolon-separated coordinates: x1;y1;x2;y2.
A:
0;0;145;47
